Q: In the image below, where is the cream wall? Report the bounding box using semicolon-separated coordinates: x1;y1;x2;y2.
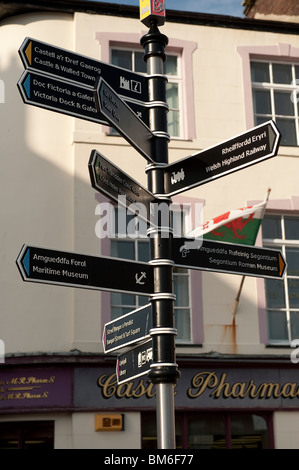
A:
0;13;76;353
273;411;299;448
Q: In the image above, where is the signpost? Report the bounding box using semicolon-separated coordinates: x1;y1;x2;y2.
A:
116;339;153;385
94;77;156;163
164;120;281;196
16;3;285;451
103;304;152;353
172;238;286;279
88;149;159;224
16;245;154;296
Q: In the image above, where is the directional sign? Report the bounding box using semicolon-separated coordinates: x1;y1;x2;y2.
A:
19;37;149;103
94;77;155;163
165;121;281;196
17;70;149;127
172;238;287;279
89;150;159;224
103;303;152;353
116;339;153;384
16;245;154;296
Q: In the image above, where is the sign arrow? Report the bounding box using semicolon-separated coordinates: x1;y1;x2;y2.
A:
165;121;281;196
172;238;287;279
94;77;156;163
16;245;154;296
88;149;159;224
102;303;152;353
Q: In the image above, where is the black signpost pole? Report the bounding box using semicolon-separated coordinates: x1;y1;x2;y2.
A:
141;20;179;449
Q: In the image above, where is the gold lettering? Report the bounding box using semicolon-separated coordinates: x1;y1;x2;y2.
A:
256;382;281;399
188;371;299;401
210;373;231;398
97;374;117;397
230;382;248;398
97;373;156;399
247;379;259;398
188;371;218;398
280;382;299;398
116;382;135;398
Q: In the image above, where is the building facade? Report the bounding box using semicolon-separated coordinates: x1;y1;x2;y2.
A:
1;0;299;449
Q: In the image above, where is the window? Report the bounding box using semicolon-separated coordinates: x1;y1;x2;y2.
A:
0;421;54;449
141;412;273;449
110;206;191;342
262;215;299;344
251;61;299;146
111;48;181;137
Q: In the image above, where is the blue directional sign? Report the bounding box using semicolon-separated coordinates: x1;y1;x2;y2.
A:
18;70;105;124
17;70;149;127
17;245;154;296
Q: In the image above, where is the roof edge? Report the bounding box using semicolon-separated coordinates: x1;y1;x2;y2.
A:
0;0;299;35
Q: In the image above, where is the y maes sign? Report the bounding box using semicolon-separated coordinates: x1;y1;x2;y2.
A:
17;245;154;296
165;120;281;196
94;77;156;163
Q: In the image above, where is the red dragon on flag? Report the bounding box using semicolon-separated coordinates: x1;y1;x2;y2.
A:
187;189;271;246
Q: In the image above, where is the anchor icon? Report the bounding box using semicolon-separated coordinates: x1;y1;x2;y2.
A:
135;272;146;285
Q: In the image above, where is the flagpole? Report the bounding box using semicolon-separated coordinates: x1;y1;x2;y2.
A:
232;275;245;316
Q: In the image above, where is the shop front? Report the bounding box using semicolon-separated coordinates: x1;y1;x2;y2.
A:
0;355;297;448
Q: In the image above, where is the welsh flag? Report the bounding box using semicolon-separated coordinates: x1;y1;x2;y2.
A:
187;190;270;246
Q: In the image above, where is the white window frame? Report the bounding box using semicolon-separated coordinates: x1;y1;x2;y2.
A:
96;31;197;141
253;196;299;346
251;60;299;146
238;42;299;137
263;214;299;345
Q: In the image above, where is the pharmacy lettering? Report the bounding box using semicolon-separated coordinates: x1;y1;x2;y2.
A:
188;371;299;400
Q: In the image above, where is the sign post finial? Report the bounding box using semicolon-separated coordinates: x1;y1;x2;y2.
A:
140;0;166;27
